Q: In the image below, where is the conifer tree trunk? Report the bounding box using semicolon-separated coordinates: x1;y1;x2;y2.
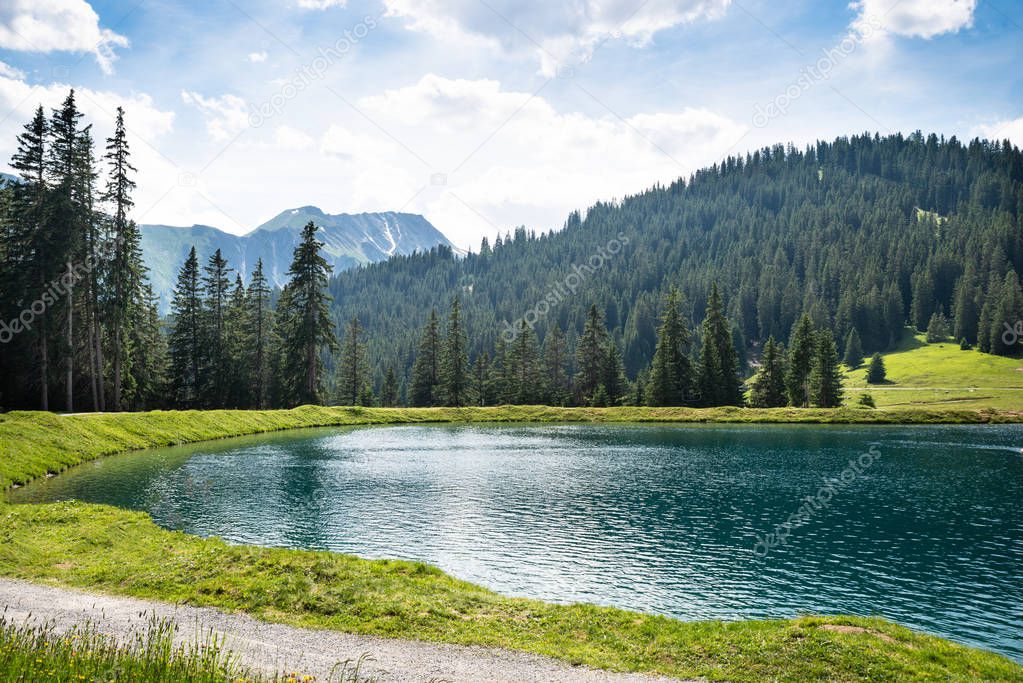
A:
65;259;73;412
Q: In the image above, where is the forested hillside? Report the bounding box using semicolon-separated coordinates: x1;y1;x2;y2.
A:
327;133;1023;394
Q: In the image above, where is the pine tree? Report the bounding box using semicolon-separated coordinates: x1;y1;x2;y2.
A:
168;247;202;407
380;367;399;407
245;259;273;408
990;270;1023;356
102;106;140;411
224;274;250;407
126;282;167;410
439;297;469;406
925;309;951;343
8;106;51;409
575;304;609;404
749;337;787;407
866;352;886;384
696;284;742;406
842;328;864;368
647;286;693;406
808;328;843;408
785;314;816;407
508;321;540;404
410;309;441;406
336;316;370;405
47;90;88;412
541;325;570;406
275;221;337;406
201;249;233;407
471;353;492;406
603;341;627;406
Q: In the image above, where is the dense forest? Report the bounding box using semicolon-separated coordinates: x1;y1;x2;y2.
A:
1;92;1021;411
326;131;1023;402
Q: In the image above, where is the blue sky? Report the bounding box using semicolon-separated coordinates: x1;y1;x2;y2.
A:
1;0;1021;247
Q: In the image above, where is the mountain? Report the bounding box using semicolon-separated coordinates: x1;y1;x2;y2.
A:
141;208;453;310
323;132;1023;390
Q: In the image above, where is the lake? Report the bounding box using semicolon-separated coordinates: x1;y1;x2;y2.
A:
11;423;1023;661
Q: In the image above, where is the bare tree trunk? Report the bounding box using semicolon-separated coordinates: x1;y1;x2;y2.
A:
113;327;121;411
95;312;105;411
87;310;99;411
66;259;73;413
39;274;48;411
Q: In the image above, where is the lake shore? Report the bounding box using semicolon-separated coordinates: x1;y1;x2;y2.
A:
3;405;1022;491
2;407;1022;681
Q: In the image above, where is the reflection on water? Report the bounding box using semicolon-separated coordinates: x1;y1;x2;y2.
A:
12;423;1023;661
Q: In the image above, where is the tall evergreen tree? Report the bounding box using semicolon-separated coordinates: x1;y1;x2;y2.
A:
336;316;370;405
541;325;570;406
696;284;743;406
168;247;202;407
245;259;273;408
647;286;693;406
603;341;627;406
380;366;399;407
508;322;541;404
785;314;816;407
8;106;51;409
276;222;337;406
410;309;441;406
471;353;492;406
749;337;787;407
990;270;1023;356
201;249;233;407
576;304;609;404
47;90;88;411
843;328;864;368
808;328;843;408
439;297;469;406
102;106;140;411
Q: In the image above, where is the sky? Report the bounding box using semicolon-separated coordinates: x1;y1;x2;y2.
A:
0;0;1021;249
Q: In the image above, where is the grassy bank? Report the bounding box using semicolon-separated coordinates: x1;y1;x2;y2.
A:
842;333;1023;410
1;500;1020;682
3;404;1021;491
3;407;1022;680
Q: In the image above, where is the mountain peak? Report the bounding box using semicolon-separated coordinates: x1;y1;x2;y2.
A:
141;209;454;312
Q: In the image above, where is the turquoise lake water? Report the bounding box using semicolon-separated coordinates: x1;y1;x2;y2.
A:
12;423;1023;661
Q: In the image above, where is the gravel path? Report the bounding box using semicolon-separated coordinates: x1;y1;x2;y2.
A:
0;579;683;682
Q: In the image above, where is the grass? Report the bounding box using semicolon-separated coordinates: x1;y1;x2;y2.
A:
1;399;1021;680
0;615;256;683
842;331;1023;410
3;403;1021;491
0;614;381;682
0;500;1020;682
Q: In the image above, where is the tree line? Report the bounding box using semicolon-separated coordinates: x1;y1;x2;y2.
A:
3;109;1021;411
0;92;164;411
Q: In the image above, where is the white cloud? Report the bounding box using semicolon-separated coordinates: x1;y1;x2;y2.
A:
181;91;250;141
0;70;178;229
355;74;746;245
0;60;25;79
247;51;268;63
296;0;346;8
383;0;731;75
851;0;977;40
974;117;1023;147
0;0;129;74
274;125;314;150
